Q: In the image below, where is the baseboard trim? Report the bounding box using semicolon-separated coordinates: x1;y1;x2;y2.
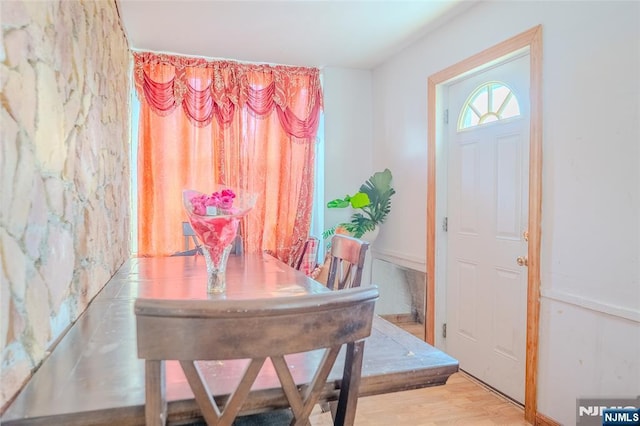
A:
536;412;561;426
380;313;417;324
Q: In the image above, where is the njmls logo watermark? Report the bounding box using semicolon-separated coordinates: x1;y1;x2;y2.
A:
577;397;640;426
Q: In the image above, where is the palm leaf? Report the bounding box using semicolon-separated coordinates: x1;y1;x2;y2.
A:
359;169;396;224
323;169;395;242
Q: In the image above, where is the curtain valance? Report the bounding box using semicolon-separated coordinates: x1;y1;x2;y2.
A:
133;52;322;139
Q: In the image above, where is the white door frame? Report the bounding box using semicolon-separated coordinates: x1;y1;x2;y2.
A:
425;26;542;423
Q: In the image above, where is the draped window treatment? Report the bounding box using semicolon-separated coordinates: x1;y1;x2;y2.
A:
134;52;322;265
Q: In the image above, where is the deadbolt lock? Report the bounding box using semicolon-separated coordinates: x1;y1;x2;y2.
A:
516;256;528;267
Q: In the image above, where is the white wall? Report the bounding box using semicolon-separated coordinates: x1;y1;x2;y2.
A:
371;1;640;424
322;67;374;228
321;68;374;235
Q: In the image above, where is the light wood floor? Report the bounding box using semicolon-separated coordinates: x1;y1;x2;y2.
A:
311;320;528;425
310;372;528;425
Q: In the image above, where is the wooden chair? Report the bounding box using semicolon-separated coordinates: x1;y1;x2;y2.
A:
135;286;379;426
326;234;370;290
318;234;371;417
294;236;320;275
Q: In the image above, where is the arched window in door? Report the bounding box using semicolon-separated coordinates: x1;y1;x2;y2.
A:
458;81;520;131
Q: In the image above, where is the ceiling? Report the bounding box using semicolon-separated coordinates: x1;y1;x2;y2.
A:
117;0;477;69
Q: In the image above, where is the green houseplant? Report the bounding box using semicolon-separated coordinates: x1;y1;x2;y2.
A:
323;168;396;240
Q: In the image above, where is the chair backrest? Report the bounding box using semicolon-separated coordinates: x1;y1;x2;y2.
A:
294;236;319;275
135;286;379;426
326;234;370;290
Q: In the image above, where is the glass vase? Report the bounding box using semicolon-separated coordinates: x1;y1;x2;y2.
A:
183;188;256;294
201;234;234;293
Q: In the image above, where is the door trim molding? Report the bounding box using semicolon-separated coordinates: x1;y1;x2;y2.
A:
426;25;542;423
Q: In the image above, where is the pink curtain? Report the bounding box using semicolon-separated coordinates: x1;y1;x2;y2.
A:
134;52;322;265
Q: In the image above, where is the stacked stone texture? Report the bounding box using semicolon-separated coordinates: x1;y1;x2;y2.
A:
1;0;130;408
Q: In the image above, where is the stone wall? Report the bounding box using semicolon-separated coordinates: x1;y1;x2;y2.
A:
0;0;130;409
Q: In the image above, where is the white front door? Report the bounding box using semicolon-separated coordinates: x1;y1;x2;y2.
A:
445;54;530;403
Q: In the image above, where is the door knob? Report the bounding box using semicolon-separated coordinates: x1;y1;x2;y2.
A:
516;256;528;267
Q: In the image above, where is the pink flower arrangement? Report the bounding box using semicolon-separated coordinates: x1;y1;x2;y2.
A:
188;214;239;263
182;188;256;293
190;189;237;215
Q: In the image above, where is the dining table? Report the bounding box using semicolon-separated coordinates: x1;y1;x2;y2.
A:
1;253;458;425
